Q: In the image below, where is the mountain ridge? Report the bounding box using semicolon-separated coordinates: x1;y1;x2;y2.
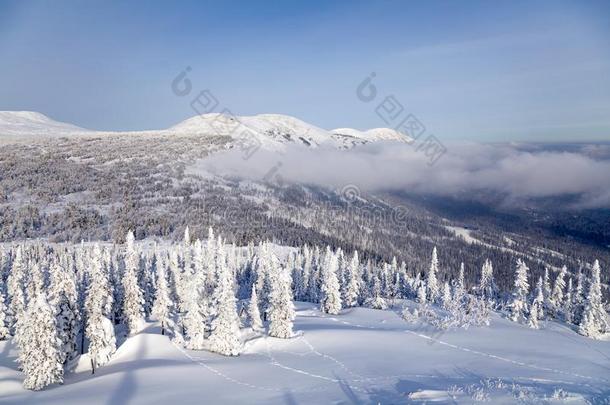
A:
0;111;412;148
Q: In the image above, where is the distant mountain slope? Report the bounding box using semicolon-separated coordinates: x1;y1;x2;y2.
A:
0;111;412;149
0;111;89;140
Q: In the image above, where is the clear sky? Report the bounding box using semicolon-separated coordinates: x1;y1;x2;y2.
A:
0;0;609;141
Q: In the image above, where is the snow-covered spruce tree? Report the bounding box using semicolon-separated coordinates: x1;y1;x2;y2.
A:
416;279;427;304
441;282;452;310
7;246;26;332
152;257;172;336
427;247;440;303
248;284;263;332
549;265;567;317
208;242;242;356
85;245;116;373
478;259;498;306
572;269;586;324
16;292;63;390
299;245;312;301
528;277;545;329
254;242;272;320
48;258;79;365
320;246;342;315
307;246;321;303
366;273;388;310
182;260;205;350
563;278;574;323
26;262;45;307
122;231;144;335
578;260;609;339
267;257;295;339
543;268;552;310
452;263;466;305
0;284;9;340
199;239;217;336
509;259;530;323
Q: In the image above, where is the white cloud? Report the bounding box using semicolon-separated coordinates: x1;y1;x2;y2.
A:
194;141;610;209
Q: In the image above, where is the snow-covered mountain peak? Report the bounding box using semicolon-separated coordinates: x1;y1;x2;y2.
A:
0;111;88;137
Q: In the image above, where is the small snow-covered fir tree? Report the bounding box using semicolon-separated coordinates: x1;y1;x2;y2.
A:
208;242;242;356
268;258;296;339
343;250;361;308
320;246;342;315
16;292;64;390
578;260;609;339
248;285;263;332
122;231;144;335
528;277;545;329
366;274;388;310
152;259;172;336
427;247;440;303
509;259;530;323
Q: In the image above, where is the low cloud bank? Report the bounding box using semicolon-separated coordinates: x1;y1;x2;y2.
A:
195;141;610;209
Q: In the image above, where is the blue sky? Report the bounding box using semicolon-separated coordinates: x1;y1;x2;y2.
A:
0;0;609;141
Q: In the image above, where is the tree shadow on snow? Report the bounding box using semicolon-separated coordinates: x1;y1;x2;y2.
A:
104;330;149;405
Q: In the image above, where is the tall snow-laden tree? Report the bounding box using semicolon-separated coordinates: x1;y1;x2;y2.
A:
320;246;342;315
427;247;439;303
563;278;574;323
528;277;545;329
452;263;466;305
122;231;144;335
441;281;452;310
578;260;609;339
208;242;242;356
343;250;361;308
268;257;295;339
85;245;116;372
509;259;530;323
549;265;567;317
16;292;64;390
478;259;498;305
572;269;586;324
48;258;79;365
543;268;552;307
152;257;172;336
248;284;263;332
0;283;9;340
7;246;26;332
295;245;311;301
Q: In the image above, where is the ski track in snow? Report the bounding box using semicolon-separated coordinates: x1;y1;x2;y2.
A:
166;307;608;400
319;313;610;386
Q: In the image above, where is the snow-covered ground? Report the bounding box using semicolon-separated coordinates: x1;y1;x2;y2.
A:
2;302;609;404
